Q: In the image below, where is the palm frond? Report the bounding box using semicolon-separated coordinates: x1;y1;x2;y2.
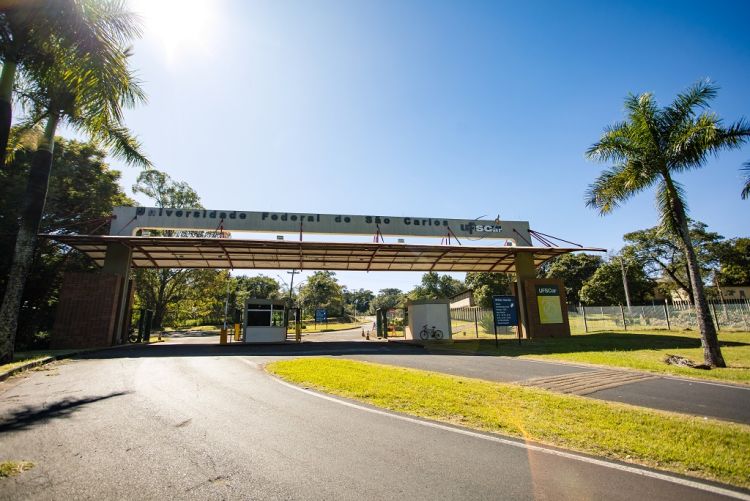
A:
741;161;750;200
663;79;718;129
623;91;664;156
585;160;658;214
17;18;150;168
670;115;750;170
68;113;150;167
585;121;635;163
4;119;43;163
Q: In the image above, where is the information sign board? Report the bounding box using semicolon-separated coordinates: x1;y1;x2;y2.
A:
492;296;518;327
315;308;327;322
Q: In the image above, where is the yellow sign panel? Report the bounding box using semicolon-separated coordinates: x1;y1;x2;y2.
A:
537;292;563;324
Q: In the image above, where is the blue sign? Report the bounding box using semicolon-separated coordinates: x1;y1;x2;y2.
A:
315;308;327;322
492;296;518;327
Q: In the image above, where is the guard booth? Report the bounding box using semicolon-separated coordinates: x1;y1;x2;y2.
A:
243;298;288;343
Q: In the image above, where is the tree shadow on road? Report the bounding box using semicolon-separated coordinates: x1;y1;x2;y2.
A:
0;391;130;433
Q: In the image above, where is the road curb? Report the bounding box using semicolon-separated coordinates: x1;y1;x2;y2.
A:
0;356;57;382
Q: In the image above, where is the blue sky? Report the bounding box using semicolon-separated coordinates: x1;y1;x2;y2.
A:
70;0;750;293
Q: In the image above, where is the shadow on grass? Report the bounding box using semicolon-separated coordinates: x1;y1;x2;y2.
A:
443;332;749;357
0;391;130;433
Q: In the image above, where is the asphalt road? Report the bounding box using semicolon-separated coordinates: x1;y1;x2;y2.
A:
1;340;747;500
305;327;750;425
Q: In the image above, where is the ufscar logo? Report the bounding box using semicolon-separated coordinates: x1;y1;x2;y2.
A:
460;223;503;233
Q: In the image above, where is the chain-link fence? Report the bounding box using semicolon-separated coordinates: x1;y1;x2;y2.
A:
450;306;516;338
451;300;750;336
569;301;750;333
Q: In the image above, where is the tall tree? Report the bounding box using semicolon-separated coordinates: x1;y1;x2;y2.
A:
132;169;200;209
715;238;750;287
408;272;465;301
298;271;344;317
0;18;148;364
370;288;405;312
130;170;229;330
464;272;514;308
343;288;375;314
0;0;141;164
232;275;281;308
586;80;749;367
0;136;132;348
579;259;654;306
623;222;724;304
541;253;603;305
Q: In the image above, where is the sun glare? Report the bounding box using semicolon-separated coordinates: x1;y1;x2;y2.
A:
131;0;221;62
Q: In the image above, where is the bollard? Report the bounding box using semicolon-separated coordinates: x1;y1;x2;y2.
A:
366;330;370;340
220;328;228;345
361;328;365;337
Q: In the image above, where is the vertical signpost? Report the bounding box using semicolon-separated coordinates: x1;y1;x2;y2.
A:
492;296;519;348
315;308;327;330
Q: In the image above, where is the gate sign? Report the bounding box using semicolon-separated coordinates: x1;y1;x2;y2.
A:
492;296;518;327
315;308;327;322
536;285;563;324
110;206;531;242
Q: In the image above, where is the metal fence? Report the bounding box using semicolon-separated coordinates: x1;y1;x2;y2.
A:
450;306;515;338
569;301;750;333
451;300;750;336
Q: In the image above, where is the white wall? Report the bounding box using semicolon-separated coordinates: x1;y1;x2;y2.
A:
244;326;286;343
406;303;452;341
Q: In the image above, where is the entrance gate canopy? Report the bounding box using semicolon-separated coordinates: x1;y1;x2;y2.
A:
43;234;605;272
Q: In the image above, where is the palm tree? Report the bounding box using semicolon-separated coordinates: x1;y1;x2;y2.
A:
586;80;750;368
741;161;750;200
0;0;140;165
0;40;149;364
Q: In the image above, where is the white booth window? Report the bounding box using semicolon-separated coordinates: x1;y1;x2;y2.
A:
271;310;285;327
247;303;285;327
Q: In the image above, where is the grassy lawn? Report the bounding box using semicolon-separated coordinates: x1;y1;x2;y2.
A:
0;355;49;374
267;358;750;488
435;330;750;384
166;325;220;332
0;349;87;374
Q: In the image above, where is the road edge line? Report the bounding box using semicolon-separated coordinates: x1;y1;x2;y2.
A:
262;367;750;500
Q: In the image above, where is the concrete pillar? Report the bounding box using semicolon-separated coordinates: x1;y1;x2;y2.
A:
103;242;133;344
514;252;536;339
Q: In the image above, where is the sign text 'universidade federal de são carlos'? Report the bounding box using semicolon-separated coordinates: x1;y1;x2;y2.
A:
109;207;532;242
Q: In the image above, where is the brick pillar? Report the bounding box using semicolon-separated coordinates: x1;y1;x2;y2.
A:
51;272;123;349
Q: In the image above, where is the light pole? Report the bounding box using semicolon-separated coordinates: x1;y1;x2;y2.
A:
288;269;297;303
611;251;632;311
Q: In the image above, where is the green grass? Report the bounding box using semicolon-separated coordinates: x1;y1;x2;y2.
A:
0;356;48;374
0;349;87;374
267;358;750;488
166;325;220;332
0;461;34;478
435;330;750;384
